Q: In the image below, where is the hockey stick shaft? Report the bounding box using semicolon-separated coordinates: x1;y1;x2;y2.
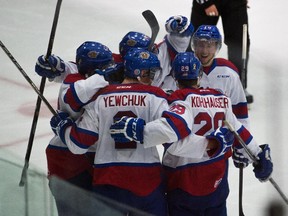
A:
0;40;56;115
238;24;248;216
19;0;62;187
142;10;160;51
224;120;288;205
239;164;245;216
241;24;247;89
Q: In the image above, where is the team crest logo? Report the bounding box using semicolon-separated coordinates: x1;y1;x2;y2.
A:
87;51;98;59
127;39;137;47
140;51;150;59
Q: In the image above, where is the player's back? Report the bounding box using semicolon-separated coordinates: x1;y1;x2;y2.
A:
170;87;231;137
164;87;232;199
88;82;169;164
85;82;169;196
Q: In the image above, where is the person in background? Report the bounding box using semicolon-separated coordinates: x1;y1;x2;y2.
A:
188;0;253;104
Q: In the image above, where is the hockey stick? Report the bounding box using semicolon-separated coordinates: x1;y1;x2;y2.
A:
236;24;249;216
241;24;253;104
224;120;288;205
142;10;160;51
241;24;248;90
238;162;245;216
19;0;62;187
0;40;56;115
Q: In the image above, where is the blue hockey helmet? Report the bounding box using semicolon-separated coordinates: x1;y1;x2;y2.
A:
119;31;151;57
191;25;222;51
172;52;202;80
124;48;161;79
76;41;113;75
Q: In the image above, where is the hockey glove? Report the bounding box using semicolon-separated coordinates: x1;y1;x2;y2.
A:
232;148;249;168
165;15;194;37
109;116;145;144
253;144;273;182
95;62;124;83
50;111;74;141
206;127;234;158
35;54;65;79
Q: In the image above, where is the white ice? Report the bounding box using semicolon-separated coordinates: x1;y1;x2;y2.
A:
1;0;288;215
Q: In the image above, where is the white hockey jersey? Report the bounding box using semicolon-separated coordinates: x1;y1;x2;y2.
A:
152;34;191;91
46;62;108;179
62;83;174;196
162;87;261;196
200;58;249;128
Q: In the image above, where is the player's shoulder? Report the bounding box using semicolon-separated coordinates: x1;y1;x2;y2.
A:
96;83;167;98
215;58;239;73
63;73;85;84
199;87;226;96
169;88;202;103
173;87;226;97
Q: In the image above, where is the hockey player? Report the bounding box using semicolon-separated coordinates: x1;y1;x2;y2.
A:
163;52;272;216
188;0;253;104
35;41;113;216
152;15;194;91
118;31;153;58
110;52;273;216
49;48;169;215
107;31;154;84
50;48;236;215
192;25;249;128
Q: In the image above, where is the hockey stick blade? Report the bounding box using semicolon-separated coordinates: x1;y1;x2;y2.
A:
19;0;62;187
142;10;160;51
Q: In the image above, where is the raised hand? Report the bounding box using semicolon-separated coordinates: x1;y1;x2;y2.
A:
109;116;145;144
35;54;65;78
165;15;194;36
